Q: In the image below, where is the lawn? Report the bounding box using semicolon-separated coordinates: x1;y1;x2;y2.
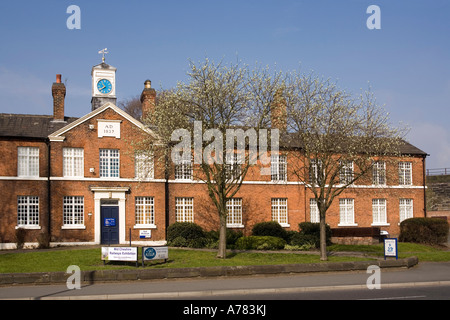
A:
0;248;370;274
0;243;448;274
328;242;450;261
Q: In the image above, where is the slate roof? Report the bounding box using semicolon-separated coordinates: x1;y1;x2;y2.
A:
0;112;427;156
0;113;78;139
277;132;428;156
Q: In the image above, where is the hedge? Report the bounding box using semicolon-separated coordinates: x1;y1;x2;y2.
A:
235;236;287;250
252;221;288;240
290;222;331;248
399;217;449;245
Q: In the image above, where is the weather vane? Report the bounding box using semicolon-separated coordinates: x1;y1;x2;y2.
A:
98;48;108;63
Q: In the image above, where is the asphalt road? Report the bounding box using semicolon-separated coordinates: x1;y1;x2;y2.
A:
1;261;449;300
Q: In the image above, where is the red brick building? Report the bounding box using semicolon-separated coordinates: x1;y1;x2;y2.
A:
0;62;428;249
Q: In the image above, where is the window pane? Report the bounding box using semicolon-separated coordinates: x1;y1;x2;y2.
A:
136;196;154;225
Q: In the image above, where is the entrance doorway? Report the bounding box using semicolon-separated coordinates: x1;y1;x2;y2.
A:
101;204;119;245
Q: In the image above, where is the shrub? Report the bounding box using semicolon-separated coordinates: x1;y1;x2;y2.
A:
235;236;286;250
37;232;51;249
167;222;205;242
293;222;332;248
252;221;288;241
15;228;26;250
167;222;208;248
205;229;243;248
399;218;449;245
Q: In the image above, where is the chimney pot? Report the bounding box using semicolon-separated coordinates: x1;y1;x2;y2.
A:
140;79;156;122
52;74;66;122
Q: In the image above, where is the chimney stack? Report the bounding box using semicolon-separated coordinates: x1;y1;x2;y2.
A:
140;80;156;122
52;74;66;122
271;89;287;131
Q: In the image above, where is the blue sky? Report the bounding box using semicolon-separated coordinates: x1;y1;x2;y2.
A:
0;1;449;168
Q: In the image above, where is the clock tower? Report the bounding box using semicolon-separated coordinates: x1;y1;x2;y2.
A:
91;50;117;110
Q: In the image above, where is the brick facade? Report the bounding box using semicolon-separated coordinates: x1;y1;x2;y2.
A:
0;68;428;249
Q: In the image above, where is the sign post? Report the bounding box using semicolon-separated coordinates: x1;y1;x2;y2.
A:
383;238;398;260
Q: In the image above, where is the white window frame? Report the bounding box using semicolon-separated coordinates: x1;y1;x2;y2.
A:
310;198;320;223
63;148;84;177
372;198;389;226
339;160;354;185
399;162;412;185
175;156;193;180
271;198;289;227
135;152;154;180
17;147;39;177
226;198;243;228
271;154;287;182
175;197;194;222
99;149;120;178
339;198;357;226
309;159;323;184
399;198;413;222
17;196;40;229
372;161;386;186
135;196;155;228
225;153;242;182
62;196;85;229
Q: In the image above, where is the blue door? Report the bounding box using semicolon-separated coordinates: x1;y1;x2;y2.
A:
101;206;119;244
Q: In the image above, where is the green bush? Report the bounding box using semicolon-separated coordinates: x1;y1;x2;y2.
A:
399;218;449;245
289;222;332;248
252;221;288;241
15;228;26;250
205;229;243;248
167;222;207;248
167;222;205;242
235;236;286;250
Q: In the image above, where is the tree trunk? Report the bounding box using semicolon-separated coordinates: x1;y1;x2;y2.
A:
217;213;227;259
319;214;328;261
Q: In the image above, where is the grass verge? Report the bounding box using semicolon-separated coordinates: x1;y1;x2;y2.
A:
0;243;448;274
0;248;370;274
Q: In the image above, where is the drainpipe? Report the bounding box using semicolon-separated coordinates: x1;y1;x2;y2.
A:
423;155;427;218
46;139;51;241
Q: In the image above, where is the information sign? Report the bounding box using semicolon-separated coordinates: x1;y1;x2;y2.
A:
139;230;151;239
384;238;398;260
142;246;168;266
104;218;116;227
101;247;137;262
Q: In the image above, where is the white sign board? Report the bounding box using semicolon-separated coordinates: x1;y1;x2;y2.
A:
139;230;152;239
98;120;121;138
101;247;137;261
384;238;398;259
142;246;169;261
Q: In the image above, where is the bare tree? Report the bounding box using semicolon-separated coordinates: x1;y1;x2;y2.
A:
118;95;142;120
283;72;406;260
145;58;283;258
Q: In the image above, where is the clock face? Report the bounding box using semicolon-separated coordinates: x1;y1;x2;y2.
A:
97;79;112;94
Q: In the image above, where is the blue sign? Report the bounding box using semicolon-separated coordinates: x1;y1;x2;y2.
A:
144;247;156;260
104;218;116;227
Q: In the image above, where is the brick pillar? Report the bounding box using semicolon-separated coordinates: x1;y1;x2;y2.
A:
52;74;66;122
271;89;287;131
140;80;156;122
